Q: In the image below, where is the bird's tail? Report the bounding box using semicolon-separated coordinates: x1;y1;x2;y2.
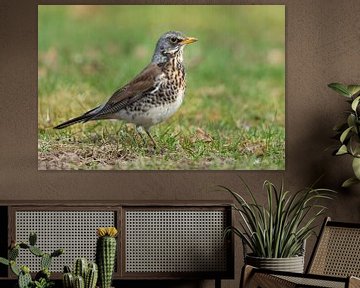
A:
54;106;101;129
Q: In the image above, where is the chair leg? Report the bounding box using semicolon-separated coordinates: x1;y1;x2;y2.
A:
240;265;255;288
349;276;360;288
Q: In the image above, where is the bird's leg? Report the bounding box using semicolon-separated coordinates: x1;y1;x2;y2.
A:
135;125;146;145
145;128;157;148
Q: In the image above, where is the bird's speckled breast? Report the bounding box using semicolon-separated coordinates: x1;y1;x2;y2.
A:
118;56;186;128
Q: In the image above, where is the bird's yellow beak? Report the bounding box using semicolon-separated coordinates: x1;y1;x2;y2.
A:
180;37;198;45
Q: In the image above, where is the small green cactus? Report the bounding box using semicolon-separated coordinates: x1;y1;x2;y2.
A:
29;245;44;257
9;246;19;260
85;263;98;288
63;272;74;288
73;275;85;288
18;267;32;288
96;227;118;288
63;265;72;273
29;232;37;246
51;248;64;258
0;232;64;288
41;253;52;270
10;260;21;276
74;258;88;279
62;259;98;288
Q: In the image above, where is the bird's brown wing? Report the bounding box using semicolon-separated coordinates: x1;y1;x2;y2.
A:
93;63;164;118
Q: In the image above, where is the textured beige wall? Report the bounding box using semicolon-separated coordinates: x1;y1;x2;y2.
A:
1;1;360;287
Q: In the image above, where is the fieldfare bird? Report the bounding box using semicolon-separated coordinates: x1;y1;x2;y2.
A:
54;31;197;147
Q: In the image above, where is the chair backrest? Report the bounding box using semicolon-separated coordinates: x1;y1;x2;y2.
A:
307;217;360;277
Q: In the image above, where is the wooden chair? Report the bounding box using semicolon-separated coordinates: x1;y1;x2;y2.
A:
241;217;360;288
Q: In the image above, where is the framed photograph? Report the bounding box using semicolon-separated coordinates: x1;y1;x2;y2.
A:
38;5;285;170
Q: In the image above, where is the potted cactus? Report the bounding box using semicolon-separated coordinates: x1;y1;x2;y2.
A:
96;227;118;288
0;232;64;288
62;258;98;288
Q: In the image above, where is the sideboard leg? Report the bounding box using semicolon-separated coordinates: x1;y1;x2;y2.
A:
215;278;221;288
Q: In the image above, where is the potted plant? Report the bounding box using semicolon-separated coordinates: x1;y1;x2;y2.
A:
221;179;334;273
61;227;117;288
0;232;64;288
328;82;360;187
62;258;98;288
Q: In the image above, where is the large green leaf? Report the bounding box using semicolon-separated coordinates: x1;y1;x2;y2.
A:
351;96;360;111
348;85;360;97
342;177;360;188
340;126;353;143
352;157;360;179
347;114;356;127
348;135;360;157
336;145;348;155
328;83;351;97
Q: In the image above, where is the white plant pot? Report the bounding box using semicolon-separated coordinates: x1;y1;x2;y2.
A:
245;254;305;273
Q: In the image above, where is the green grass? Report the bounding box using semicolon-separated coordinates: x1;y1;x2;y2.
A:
38;5;285;170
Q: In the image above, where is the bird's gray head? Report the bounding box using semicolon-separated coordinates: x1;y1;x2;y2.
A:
151;31;197;64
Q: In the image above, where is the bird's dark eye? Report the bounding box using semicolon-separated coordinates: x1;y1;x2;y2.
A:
170;37;178;43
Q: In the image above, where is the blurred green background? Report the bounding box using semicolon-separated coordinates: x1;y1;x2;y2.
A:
38;5;285;170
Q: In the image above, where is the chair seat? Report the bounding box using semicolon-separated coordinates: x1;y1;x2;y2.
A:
243;266;360;288
277;274;346;288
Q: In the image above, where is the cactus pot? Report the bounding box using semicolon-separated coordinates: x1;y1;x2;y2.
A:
245;254;304;273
